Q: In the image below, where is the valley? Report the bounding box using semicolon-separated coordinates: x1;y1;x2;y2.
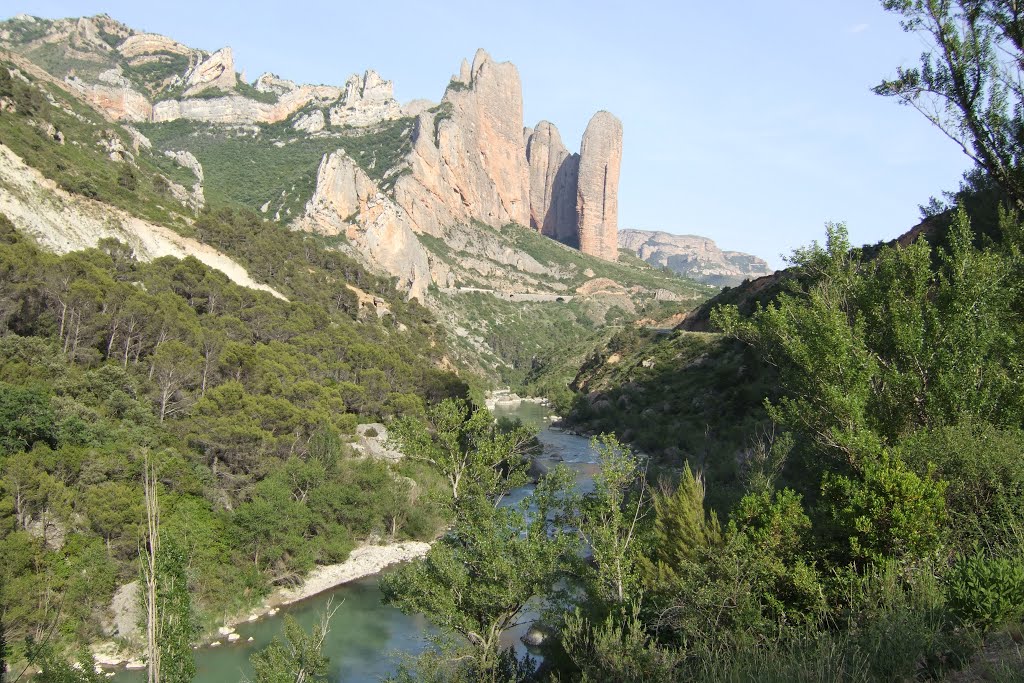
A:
2;4;1024;683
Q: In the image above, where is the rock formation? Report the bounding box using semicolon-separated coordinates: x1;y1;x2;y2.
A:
254;72;297;95
525;121;579;246
118;33;192;59
64;75;153;122
329;70;401;127
576;112;623;261
618;229;773;286
183;47;236;96
150;84;343;125
393;49;531;236
300;151;430;299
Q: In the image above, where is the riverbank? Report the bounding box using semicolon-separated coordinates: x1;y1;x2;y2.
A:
92;540;431;669
259;541;431;615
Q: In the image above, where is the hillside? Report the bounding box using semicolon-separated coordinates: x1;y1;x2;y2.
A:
0;13;714;394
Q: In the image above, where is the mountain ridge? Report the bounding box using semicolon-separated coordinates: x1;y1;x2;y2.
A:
618;228;773;287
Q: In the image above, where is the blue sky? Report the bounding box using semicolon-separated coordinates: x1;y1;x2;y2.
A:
9;1;971;267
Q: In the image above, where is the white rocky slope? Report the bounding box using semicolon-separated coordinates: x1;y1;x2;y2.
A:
0;143;286;300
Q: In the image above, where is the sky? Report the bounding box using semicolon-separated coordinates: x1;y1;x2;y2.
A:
8;1;973;268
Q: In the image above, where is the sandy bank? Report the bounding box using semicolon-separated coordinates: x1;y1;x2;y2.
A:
93;540;431;667
267;541;431;609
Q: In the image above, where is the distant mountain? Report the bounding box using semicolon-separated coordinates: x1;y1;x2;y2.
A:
618;229;773;287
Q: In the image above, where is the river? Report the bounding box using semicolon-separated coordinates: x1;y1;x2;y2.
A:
113;400;599;683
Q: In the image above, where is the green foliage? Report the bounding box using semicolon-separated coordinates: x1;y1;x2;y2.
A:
120;52;191;97
388;398;534;507
561;604;684;683
153;537;199;683
249;614;331;683
946;548;1024;633
641;462;722;586
823;451;948;564
569;435;652;612
900;421;1024;548
380;473;576;676
875;0;1024;211
0;222;461;660
137;117;414;216
0;60;193;227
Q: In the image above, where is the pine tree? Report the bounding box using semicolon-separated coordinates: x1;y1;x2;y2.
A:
642;462;722;587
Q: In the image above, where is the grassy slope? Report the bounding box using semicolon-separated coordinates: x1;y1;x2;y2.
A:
136;117;414;219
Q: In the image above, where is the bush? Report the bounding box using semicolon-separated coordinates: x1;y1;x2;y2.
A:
946;548;1024;633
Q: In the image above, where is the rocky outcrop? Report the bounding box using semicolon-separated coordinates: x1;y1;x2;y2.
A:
151;84;342;125
619;229;773;287
293;109;325;133
393;49;530;236
64;76;153;122
525;121;579;245
329;70;401;127
299;150;430;299
576;112;622;261
401;98;435;118
118;33;192;59
183;47;236;96
254;72;297;95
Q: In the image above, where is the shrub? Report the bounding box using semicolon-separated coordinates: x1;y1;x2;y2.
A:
946;548;1024;633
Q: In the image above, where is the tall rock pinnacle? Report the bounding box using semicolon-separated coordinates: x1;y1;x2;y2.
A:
576;111;623;260
393;49;530;236
526;121;579;246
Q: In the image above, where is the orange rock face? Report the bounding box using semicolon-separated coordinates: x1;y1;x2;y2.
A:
393;49;530;236
526;121;579;246
576;111;623;261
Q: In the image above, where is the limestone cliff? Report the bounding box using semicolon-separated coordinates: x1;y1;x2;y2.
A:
329;70;402;128
525;121;579;246
299;151;431;299
619;229;773;287
576;111;622;261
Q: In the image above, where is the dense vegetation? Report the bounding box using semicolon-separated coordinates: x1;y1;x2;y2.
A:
0;212;463;672
136;117;415;218
376;203;1024;683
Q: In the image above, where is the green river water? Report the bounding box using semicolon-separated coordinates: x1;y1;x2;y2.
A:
113;401;599;682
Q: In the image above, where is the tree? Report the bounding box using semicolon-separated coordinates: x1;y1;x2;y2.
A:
387;399;535;508
248;608;335;683
380;471;575;679
568;435;652;612
141;454;197;683
640;462;723;588
0;572;6;682
150;340;199;422
875;0;1024;210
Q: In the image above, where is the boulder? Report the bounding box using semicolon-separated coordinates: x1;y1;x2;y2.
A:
521;626;548;647
353;423;405;462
